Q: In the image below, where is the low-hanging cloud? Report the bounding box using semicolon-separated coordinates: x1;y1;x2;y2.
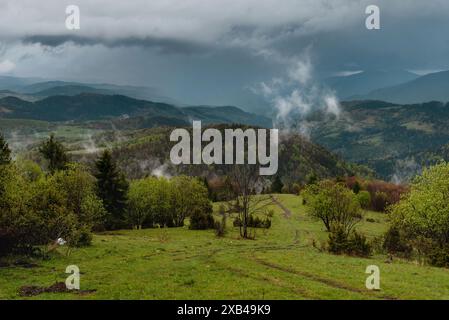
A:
0;59;15;73
252;51;342;136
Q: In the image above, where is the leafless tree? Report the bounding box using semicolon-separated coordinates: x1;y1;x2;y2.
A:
226;164;273;239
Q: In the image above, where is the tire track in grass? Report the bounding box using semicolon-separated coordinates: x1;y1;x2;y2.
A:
224;264;320;300
251;257;398;300
271;195;292;218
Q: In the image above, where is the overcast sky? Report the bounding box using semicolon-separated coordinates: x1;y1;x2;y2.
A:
0;0;448;109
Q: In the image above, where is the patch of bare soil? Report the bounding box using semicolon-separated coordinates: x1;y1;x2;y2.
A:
19;282;96;297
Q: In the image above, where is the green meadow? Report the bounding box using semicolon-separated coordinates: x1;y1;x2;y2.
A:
1;194;448;300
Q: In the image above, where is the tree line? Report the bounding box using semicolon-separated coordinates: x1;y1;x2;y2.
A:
0;133;214;257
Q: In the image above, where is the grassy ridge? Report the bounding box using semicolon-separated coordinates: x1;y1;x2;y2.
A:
0;194;448;300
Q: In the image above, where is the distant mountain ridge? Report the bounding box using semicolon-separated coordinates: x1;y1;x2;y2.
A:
0;93;272;128
0;76;176;104
307;100;449;180
325;70;418;99
352;70;449;104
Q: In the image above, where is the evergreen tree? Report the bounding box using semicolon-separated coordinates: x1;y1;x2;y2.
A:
271;175;284;193
0;133;11;165
94;150;129;230
352;181;361;194
38;134;68;173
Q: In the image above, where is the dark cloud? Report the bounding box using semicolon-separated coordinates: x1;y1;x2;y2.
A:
1;0;449;111
23;35;208;55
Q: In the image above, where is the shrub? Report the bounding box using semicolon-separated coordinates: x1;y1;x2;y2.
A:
233;215;271;229
189;208;215;230
171;176;212;227
357;191;371;209
426;245;449;268
127;176;212;229
302;180;362;234
345;176;408;212
0;163;104;256
382;226;411;256
388;162;449;266
372;191;388;212
72;226;93;247
327;225;371;257
347;231;371;257
271;176;283;193
327;225;349;254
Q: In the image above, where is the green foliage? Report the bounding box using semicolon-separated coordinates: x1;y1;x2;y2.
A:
357;191;371;209
171;176;212;227
95;150;129;230
0;163;104;256
352;181;361;194
302;180;362;234
389;162;449;266
306;173;318;185
0;133;11;165
383;226;411;256
328;225;372;257
38;134;69;173
0;165;38;256
127;176;212;229
16;159;44;182
189;208;215;230
271;176;283;193
233;215;271;229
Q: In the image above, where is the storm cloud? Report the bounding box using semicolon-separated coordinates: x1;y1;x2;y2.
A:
0;0;448;110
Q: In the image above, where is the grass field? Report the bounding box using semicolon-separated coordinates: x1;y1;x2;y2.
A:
1;194;448;300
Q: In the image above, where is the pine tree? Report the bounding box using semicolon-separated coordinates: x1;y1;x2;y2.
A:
271;175;284;193
95;150;129;230
38;134;68;173
0;133;11;165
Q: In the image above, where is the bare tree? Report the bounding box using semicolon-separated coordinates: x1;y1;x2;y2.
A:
226;164;272;239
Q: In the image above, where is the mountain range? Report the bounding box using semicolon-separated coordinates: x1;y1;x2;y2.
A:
325;70;419;99
326;69;449;104
0;76;176;104
0;93;272;128
308;100;449;180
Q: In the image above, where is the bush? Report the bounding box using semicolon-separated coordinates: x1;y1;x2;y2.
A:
372;191;388;212
426;245;449;268
302;180;362;233
127;176;212;229
345;176;408;212
327;225;371;257
327;225;349;254
0;163;104;256
389;162;449;266
347;231;372;257
171;176;212;227
271;176;283;193
72;226;93;247
233;215;271;229
382;226;411;256
357;191;371;209
189;209;215;230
